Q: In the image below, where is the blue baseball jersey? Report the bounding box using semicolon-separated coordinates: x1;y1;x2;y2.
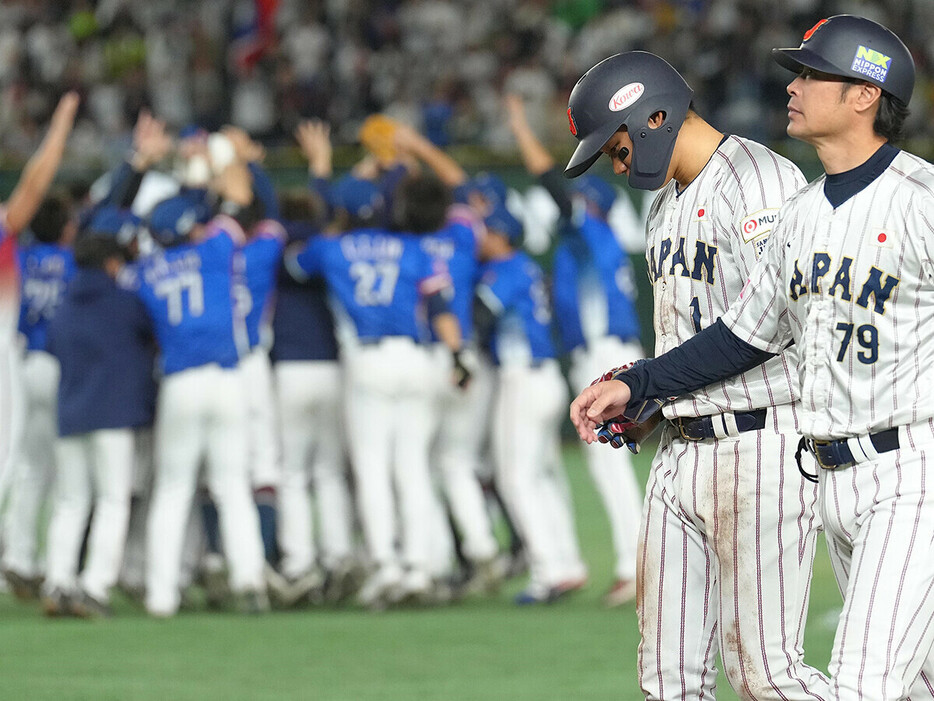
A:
270;222;339;363
287;228;449;342
551;211;641;353
17;243;76;352
47;267;157;436
234;220;285;349
420;205;481;341
476;251;556;365
129;215;247;375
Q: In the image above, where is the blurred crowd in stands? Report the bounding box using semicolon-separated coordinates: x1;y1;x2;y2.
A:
0;0;932;169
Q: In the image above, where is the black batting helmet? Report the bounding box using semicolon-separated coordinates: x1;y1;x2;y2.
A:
772;15;914;104
564;51;693;190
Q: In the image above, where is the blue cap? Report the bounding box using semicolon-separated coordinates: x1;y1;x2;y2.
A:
179;124;207;140
484;202;523;244
572;174;617;217
330;175;385;222
84;205;141;246
470;172;507;205
147;194;213;247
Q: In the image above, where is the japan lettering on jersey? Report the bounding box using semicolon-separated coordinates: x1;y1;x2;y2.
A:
130;215;246;375
475;251;556;366
289;227;450;341
420;204;482;342
726;150;934;440
18;243;76;351
0;212;19;345
646;135;807;418
233;219;286;349
552;210;640;353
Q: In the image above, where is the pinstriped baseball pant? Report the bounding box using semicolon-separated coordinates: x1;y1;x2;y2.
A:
638;403;831;700
819;422;934;701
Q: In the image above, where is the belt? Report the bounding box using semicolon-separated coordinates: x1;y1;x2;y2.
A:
357;335;415;346
671;408;768;441
807;428;900;470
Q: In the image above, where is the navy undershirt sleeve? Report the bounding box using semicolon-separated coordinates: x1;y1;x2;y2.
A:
620;319;775;402
538;167;573;220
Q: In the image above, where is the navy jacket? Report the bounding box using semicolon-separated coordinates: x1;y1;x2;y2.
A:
47;268;157;436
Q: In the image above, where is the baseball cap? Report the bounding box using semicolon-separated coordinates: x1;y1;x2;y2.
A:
470;172;508;205
147;194;213;247
771;15;915;103
82;204;141;246
484;202;523;245
330;175;386;223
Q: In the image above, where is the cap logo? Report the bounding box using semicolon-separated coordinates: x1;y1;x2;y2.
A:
608;82;644;112
567;107;577;136
851;45;891;82
803;19;827;41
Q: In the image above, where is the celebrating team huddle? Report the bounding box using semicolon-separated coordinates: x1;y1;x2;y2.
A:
0;8;932;701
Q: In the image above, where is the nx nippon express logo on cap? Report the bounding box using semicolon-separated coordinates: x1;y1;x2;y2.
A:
851;45;891;83
608;82;644;112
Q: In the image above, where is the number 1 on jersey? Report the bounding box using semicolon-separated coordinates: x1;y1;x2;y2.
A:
689;297;702;333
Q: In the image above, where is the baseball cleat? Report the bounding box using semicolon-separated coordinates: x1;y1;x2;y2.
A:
235;588;270;615
200;553;232;610
41;588;74;618
514;582;557;605
3;568;42;601
603;578;637;608
71;590;113;619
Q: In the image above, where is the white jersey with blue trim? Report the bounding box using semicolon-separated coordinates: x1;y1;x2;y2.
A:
131;215;247;375
647;135;807;418
726;149;934;440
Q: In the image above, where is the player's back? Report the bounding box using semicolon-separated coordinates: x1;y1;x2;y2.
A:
18;242;75;352
477;250;555;366
132;219;244;375
297;227;442;343
235;219;286;350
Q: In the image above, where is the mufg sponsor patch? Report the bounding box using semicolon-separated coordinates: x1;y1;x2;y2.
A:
851;45;891;82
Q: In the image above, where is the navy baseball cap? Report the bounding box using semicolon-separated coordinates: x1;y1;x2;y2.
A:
772;15;915;103
147;195;213;247
82;205;141;246
484;202;523;245
470;172;508;205
572;174;617;217
331;175;385;222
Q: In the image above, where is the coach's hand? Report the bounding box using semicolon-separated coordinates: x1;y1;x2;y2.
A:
570;380;632;443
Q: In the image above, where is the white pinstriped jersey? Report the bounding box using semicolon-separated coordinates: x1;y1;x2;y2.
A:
726;149;934;440
646;135;807;418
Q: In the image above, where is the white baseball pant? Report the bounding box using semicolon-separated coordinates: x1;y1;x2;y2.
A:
638;402;829;700
492;359;585;590
44;428;134;601
819;422;934;701
275;360;354;578
0;342;24;509
146;364;264;615
430;344;498;565
344;338;440;584
569;336;644;583
240;347;280;490
2;349;59;579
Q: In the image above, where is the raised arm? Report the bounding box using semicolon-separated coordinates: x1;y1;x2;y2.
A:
6;92;79;235
504;94;555;176
393;123;467;188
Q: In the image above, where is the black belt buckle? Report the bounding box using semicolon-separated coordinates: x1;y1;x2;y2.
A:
674;416;708;442
674;408;767;442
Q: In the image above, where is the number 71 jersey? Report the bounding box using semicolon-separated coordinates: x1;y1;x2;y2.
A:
646;135;807;418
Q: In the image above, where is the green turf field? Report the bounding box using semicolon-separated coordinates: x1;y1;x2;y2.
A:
0;443;842;700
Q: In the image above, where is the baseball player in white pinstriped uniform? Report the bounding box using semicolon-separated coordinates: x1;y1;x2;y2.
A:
565;53;830;699
573;16;934;701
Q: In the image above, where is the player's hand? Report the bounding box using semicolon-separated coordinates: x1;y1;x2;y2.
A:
295;120;332;177
570;380;632;443
503;93;529;134
222;126;266;164
132;110;172;170
50;91;80;134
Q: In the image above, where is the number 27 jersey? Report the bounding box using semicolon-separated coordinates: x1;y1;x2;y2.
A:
647;135;806;418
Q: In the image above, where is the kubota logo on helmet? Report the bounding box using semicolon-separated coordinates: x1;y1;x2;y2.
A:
608;83;645;112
